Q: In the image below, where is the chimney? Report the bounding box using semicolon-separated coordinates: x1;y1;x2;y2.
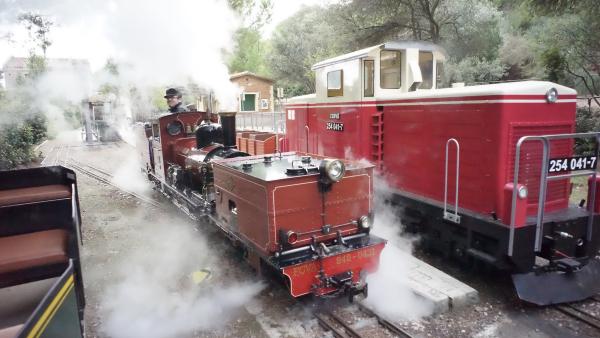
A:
218;111;237;149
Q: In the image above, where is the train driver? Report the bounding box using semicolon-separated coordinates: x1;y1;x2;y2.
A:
164;88;189;113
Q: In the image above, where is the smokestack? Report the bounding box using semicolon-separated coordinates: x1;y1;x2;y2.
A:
219;111;236;149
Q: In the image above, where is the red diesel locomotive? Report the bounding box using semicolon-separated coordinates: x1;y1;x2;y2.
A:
283;41;600;305
135;110;386;298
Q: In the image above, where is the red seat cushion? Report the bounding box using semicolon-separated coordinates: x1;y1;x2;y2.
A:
0;185;71;207
0;230;69;275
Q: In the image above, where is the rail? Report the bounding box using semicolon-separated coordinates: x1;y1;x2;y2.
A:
507;132;600;256
444;138;461;223
236;111;286;133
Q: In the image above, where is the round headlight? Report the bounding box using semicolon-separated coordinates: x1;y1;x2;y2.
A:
358;215;371;229
546;88;558;103
518;185;528;199
320;159;346;182
286;231;298;245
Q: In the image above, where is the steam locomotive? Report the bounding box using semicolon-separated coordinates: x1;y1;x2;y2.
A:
135;110;386;298
283;41;600;305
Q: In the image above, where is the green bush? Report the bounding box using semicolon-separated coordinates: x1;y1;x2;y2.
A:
574;106;600;155
0;89;48;170
0;119;44;170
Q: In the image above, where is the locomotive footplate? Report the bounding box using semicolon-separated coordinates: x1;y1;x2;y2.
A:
278;234;386;298
512;258;600;306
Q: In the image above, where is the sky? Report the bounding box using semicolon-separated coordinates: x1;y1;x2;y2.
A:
0;0;333;71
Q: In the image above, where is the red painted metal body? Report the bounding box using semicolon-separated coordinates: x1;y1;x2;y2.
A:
282;240;386;297
285;94;576;227
212;153;374;255
211;152;384;297
139;111;387;299
152;112;206;177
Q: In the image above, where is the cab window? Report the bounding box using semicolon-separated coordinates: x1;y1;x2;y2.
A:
436;61;445;88
380;50;401;89
327;70;343;97
364;60;374;97
419;52;434;89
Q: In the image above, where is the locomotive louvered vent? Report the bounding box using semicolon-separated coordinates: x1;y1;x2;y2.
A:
507;124;573;214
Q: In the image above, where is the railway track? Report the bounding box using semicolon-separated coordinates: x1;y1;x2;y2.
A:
315;302;414;338
555;299;600;332
66;158;163;208
40;144;67;166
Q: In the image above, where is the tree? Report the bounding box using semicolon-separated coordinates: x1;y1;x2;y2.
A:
521;0;600;105
268;6;345;96
226;0;273;74
18;12;53;58
228;27;271;75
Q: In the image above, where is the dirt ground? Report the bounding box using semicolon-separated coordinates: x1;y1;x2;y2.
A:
36;135;600;338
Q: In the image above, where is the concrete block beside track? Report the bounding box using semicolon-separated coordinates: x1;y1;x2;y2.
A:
401;250;479;312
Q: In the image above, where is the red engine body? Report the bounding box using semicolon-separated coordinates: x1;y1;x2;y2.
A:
285;91;576;226
213;153;384;297
282;40;600;306
136;111;386;298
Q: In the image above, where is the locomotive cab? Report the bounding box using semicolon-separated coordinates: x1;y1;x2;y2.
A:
310;40;446;102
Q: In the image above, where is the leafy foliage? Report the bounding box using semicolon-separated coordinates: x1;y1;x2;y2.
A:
18;12;53;57
228;27;271;75
268;6;345;96
0;88;48;170
575;106;600;155
226;0;273;76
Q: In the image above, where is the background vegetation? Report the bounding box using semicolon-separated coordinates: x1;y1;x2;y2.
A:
0;14;51;170
226;0;600;150
2;1;600;169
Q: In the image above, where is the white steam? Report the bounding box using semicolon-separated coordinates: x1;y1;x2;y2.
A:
110;155;152;197
100;217;265;338
363;172;435;320
1;0;243;132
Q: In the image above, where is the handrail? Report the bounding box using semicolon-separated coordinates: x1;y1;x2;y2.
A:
507;132;600;256
444;138;461;223
275;119;286;155
305;125;310;152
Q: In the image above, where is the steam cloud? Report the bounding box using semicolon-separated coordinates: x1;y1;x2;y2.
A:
0;0;243;132
363;173;435;320
98;215;265;338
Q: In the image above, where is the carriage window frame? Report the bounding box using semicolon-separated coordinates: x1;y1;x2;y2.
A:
436;61;445;88
363;59;374;97
380;50;402;89
419;51;434;89
327;70;344;97
152;123;160;138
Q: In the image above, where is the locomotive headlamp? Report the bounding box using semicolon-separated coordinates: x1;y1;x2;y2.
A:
358;215;372;229
518;185;528;199
546;88;558;103
286;230;298;245
320;159;346;183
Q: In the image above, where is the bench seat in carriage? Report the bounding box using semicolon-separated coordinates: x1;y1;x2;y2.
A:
0;166;84;338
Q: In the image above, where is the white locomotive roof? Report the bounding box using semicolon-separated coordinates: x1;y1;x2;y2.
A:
286;93;316;104
311;40;447;70
311;45;379;70
373;81;576;100
286;81;577;104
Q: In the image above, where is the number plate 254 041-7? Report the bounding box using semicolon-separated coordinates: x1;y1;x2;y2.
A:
548;156;597;173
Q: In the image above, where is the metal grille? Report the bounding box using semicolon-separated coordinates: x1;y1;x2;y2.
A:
508;124;573;212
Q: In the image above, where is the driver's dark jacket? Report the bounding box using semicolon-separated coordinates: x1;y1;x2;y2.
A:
169;102;189;113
